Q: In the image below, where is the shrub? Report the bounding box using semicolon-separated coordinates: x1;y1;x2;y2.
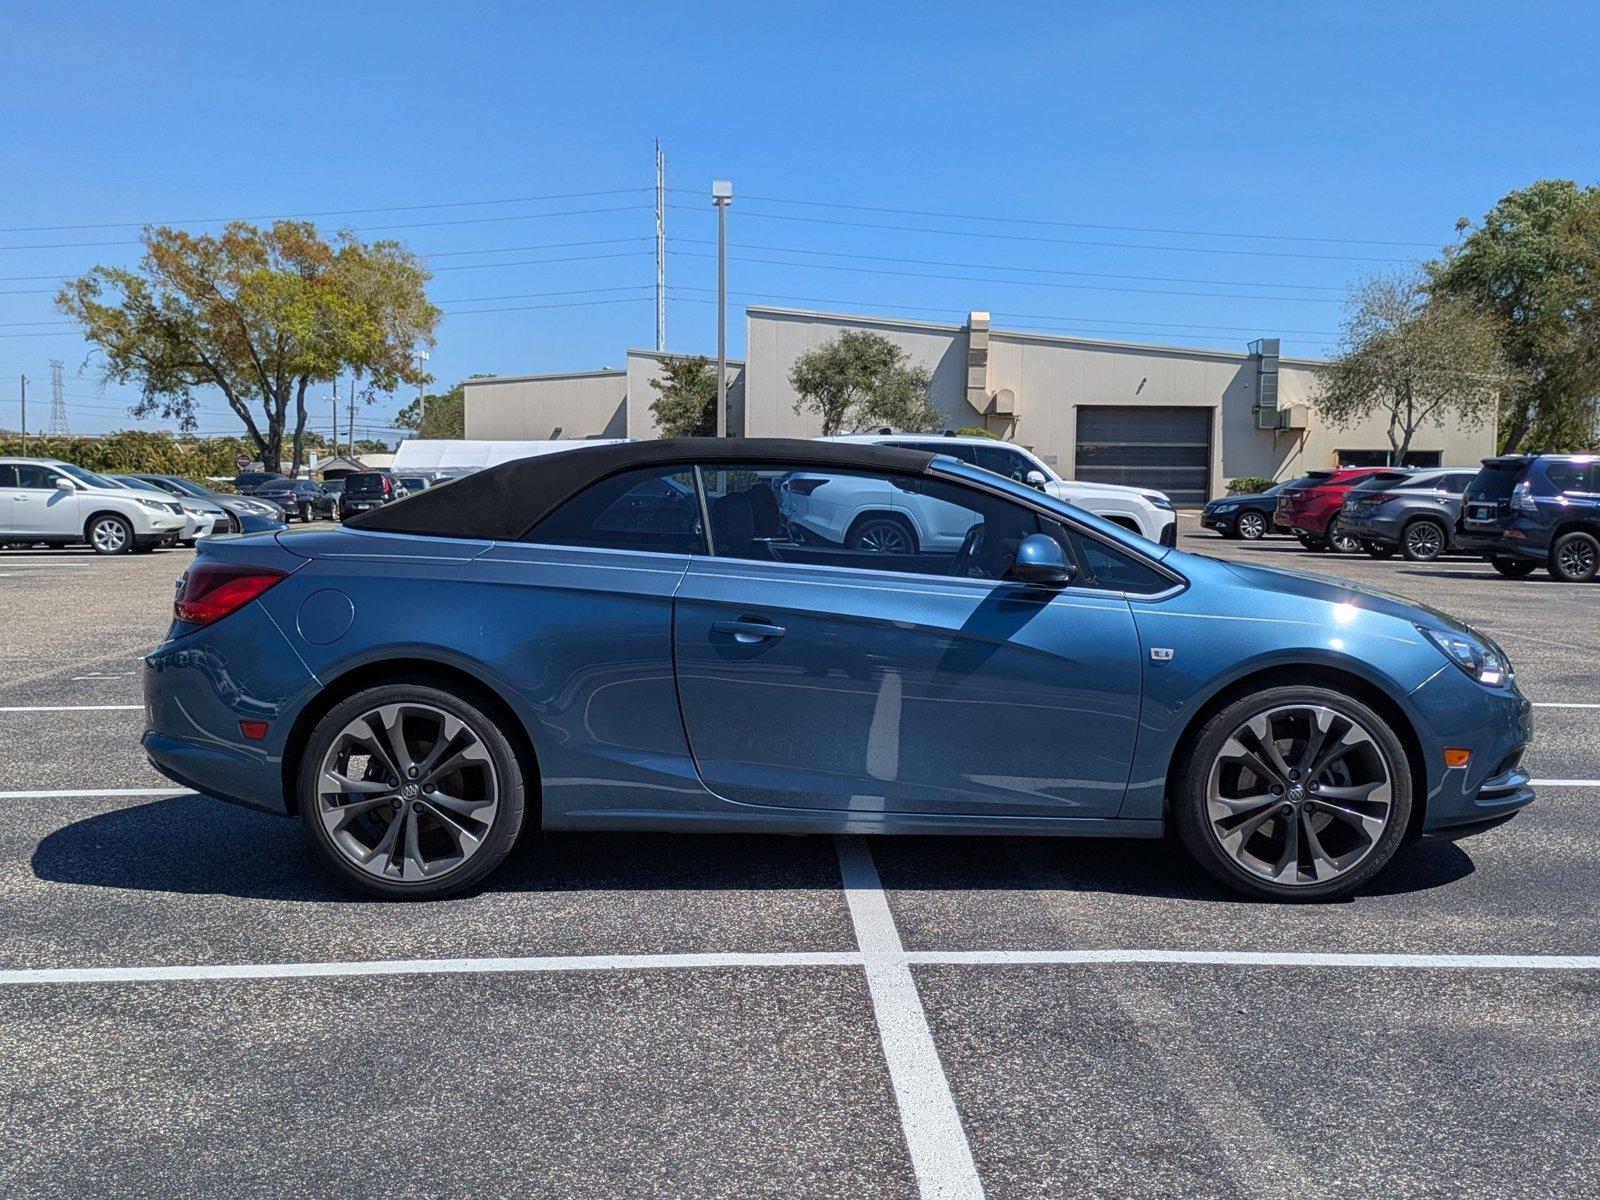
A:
1226;476;1276;496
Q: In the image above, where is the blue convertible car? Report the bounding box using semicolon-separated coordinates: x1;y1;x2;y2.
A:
142;439;1533;901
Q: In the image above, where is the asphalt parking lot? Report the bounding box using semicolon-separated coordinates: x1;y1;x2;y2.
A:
1;517;1596;1200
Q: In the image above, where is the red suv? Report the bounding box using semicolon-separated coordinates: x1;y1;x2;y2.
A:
1274;468;1386;552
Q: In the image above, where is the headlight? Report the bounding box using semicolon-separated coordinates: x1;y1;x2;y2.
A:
182;504;205;517
1146;494;1174;510
1418;625;1510;687
133;496;165;511
1215;503;1237;513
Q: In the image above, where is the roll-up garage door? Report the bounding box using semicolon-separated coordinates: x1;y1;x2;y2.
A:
1074;406;1211;504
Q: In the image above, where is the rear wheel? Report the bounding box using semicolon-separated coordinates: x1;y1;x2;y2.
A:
1175;687;1412;901
847;513;917;555
1399;518;1448;562
86;514;133;555
299;684;528;899
1490;554;1537;578
1327;520;1363;554
1236;511;1267;540
1549;531;1600;582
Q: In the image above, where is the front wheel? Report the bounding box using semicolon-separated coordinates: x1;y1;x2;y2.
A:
1549;531;1600;582
1236;511;1268;540
87;514;134;555
298;683;528;899
1174;687;1412;901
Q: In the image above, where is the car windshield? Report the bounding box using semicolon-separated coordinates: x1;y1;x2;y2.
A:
56;463;119;490
158;476;211;498
1352;472;1411;491
112;476;166;493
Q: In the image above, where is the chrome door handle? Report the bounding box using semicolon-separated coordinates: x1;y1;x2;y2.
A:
712;618;787;644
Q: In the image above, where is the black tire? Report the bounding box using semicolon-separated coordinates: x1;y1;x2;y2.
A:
1236;511;1268;541
85;513;134;555
1326;519;1363;554
298;501;312;523
1489;554;1537;578
1548;530;1600;583
1297;534;1326;551
298;682;528;900
1174;686;1413;902
1399;518;1448;563
1364;542;1396;559
846;513;918;555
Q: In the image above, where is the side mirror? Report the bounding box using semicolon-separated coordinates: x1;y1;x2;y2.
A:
1025;469;1049;490
55;476;79;492
1007;533;1077;587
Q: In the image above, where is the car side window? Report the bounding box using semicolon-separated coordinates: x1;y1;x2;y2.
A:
1542;461;1595;494
1061;526;1172;594
970;444;1035;483
524;465;704;553
14;464;60;489
700;463;1048;581
0;466;15;488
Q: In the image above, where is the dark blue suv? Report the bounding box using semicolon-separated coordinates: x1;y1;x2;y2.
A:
1461;454;1600;582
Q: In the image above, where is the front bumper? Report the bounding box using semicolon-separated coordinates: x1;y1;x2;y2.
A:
1409;669;1535;838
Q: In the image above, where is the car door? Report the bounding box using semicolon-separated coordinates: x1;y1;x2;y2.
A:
672;463;1145;819
11;464;78;535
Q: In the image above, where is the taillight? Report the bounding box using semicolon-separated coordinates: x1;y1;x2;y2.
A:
1512;479;1537;513
381;476;392;495
785;478;827;496
174;562;286;627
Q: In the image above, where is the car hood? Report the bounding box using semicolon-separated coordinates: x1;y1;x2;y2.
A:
1047;479;1163;502
1215;557;1479;639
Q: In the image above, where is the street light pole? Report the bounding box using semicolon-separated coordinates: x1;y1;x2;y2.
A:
18;375;26;455
711;180;733;437
412;349;430;434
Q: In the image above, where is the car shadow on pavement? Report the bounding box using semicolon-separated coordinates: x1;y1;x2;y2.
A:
29;793;1476;904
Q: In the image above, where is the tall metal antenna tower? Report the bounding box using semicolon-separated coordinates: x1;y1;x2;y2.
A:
48;360;68;436
654;138;666;351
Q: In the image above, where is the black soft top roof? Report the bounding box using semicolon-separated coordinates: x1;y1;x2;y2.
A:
344;437;938;541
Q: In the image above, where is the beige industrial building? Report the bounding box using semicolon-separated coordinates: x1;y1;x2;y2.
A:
462;306;1496;503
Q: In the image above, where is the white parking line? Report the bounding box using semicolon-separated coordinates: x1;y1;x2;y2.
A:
0;788;186;799
0;704;142;713
1529;779;1600;787
0;951;866;987
837;837;986;1200
907;949;1600;970
1533;702;1600;709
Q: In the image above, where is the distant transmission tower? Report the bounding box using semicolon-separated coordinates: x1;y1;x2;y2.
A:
48;360;69;436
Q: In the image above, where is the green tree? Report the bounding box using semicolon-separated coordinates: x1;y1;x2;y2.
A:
647;355;721;437
1431;179;1600;452
396;380;469;439
789;330;942;435
57;221;439;474
1315;273;1512;465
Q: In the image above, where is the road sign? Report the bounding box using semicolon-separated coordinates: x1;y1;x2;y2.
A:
235;454;250;471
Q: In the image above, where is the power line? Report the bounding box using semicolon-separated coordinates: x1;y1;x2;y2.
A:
437;285;653;306
442;297;653;317
0;188;650;233
676;189;1441;249
666;285;1338;338
668;248;1343;305
665;203;1416;264
674;236;1347;293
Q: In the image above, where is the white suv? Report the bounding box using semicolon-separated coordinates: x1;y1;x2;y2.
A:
823;434;1177;545
0;457;187;554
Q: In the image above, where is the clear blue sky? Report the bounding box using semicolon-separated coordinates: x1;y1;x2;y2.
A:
2;0;1595;439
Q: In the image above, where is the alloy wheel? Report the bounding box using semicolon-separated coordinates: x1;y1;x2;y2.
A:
315;702;500;883
90;517;129;554
1237;512;1266;540
1205;704;1393;887
1402;521;1445;561
1553;534;1598;582
1328;521;1363;554
852;519;912;554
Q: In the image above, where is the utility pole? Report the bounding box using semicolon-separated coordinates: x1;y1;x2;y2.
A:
347;378;357;458
48;360;68;436
331;380;340;451
18;375;26;454
412;349;429;433
654;140;666;352
711;180;732;437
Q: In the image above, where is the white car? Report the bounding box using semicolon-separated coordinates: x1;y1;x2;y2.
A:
110;475;222;545
823;434;1177;545
0;457;187;554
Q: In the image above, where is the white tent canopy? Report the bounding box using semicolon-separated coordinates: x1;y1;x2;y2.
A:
391;438;628;475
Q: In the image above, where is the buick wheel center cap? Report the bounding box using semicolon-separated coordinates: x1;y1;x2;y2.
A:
1288;784;1305;804
402;783;419;799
